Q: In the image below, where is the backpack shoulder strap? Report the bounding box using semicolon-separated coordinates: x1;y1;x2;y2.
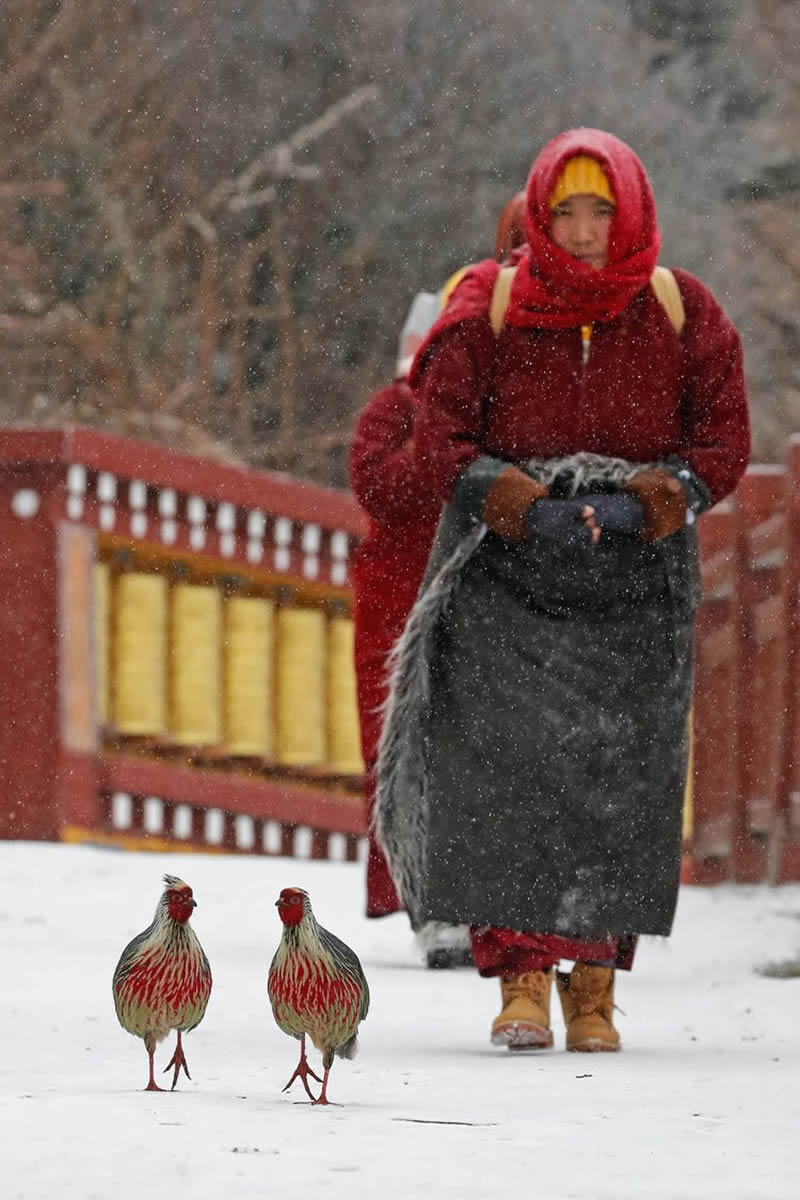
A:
489;265;517;337
650;265;685;337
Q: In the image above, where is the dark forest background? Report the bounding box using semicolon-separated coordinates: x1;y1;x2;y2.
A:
2;0;799;486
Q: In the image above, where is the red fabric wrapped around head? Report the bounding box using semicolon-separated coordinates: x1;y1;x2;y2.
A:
410;129;662;384
515;127;661;327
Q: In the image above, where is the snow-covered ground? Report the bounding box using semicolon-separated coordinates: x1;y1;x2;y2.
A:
2;842;799;1199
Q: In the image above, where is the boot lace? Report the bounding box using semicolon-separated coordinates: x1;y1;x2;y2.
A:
503;969;551;1007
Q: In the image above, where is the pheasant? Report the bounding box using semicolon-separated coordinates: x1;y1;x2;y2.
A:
113;875;212;1091
268;887;369;1105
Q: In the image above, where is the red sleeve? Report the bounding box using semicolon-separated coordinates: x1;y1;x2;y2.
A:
673;269;750;505
349;381;439;523
413;319;499;499
411;261;500;500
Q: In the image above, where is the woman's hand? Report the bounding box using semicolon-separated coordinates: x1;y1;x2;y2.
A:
525;499;598;547
624;469;687;540
581;493;644;538
525;493;645;546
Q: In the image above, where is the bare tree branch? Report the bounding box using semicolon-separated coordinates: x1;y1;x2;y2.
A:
208;84;379;210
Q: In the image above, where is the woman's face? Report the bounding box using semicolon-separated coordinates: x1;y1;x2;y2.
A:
549;193;615;269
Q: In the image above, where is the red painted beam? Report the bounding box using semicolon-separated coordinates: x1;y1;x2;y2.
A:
98;754;368;835
0;426;368;536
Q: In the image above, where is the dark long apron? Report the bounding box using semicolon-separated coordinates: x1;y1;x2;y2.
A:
417;519;699;937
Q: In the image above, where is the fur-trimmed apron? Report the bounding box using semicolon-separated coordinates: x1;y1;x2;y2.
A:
375;454;699;939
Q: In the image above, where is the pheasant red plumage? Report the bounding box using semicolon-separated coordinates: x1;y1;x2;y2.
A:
267;887;370;1105
113;875;212;1091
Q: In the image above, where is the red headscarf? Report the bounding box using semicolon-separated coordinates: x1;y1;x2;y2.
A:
511;128;661;327
412;129;662;377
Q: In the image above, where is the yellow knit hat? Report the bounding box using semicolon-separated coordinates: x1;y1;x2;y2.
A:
549;156;615;209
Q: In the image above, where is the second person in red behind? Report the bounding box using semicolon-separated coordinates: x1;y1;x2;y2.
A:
350;194;527;965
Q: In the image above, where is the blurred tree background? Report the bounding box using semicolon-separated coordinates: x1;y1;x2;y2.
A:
1;0;799;485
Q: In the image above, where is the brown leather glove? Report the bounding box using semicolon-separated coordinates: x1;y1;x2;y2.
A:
625;468;687;541
481;466;548;541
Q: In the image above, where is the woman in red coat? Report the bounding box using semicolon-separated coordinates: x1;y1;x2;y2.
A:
376;130;750;1050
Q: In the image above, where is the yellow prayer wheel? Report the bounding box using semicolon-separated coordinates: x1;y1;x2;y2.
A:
326;614;365;776
275;605;326;767
169;583;222;745
112;572;168;735
223;595;275;756
92;561;111;728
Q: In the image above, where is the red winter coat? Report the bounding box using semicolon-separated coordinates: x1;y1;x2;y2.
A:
412;265;749;505
349;379;442;916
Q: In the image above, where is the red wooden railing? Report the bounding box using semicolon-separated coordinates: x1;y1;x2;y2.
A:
0;427;368;861
685;442;800;884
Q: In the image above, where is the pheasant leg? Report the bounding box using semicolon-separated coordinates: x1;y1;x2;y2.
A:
162;1031;191;1091
145;1046;163;1092
312;1064;332;1106
282;1034;323;1101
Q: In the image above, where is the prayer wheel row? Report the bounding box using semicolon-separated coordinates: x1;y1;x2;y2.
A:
93;565;364;775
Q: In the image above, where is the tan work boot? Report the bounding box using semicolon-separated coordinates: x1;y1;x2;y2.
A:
490;969;554;1051
556;963;621;1052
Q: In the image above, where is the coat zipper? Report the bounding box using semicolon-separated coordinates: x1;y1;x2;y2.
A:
581;323;592;368
579;324;592;440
